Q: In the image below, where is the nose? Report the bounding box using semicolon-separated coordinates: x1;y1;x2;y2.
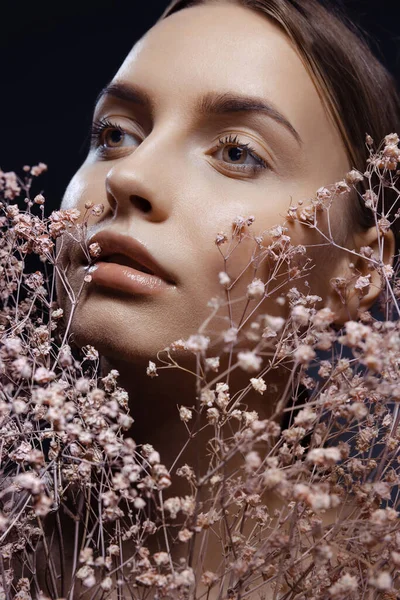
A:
104;131;174;222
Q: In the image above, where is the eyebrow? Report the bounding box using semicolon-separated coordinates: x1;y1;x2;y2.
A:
95;81;303;146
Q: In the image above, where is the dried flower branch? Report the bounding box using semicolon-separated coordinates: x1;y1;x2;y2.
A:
1;133;400;599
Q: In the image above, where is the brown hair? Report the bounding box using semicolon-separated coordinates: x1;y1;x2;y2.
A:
157;0;400;248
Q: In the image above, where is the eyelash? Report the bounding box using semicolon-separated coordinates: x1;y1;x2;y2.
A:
90;117;269;175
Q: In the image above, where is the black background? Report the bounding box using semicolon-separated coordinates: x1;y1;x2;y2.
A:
1;0;399;212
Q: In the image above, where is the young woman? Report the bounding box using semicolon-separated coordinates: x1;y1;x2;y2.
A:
56;0;399;470
24;0;400;596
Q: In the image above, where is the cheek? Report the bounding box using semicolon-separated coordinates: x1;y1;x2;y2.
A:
61;164;104;217
187;214;285;335
190;202;336;334
55;166;104;312
267;212;348;311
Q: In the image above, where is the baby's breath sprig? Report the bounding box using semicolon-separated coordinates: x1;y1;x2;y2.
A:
1;135;400;599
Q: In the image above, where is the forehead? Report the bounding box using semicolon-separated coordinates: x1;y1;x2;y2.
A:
106;2;348;178
114;3;317;125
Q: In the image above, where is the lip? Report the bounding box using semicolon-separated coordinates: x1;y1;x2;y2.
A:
86;261;172;295
83;230;176;296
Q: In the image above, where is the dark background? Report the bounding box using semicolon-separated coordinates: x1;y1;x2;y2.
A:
1;0;399;212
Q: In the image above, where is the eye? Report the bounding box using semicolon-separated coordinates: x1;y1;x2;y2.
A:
211;134;269;175
90;119;270;176
90;118;138;152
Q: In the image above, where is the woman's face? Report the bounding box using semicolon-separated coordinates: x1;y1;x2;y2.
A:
57;1;351;364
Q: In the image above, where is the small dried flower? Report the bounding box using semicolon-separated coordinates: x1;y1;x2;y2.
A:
223;327;238;343
312;307;335;329
205;356;220;371
185;334;210;353
383;263;394;279
349;402;368;420
306;447;341;467
76;565;96;587
369;572;392;591
12;358;32;379
294;406;317;427
51;307;64;319
100;577;113;591
245;451;262;471
200;388;215;407
246;278;265;300
345;169;364;184
215;382;230;410
33;367;56;384
242;410;259;426
34;193;45;205
147;450;161;465
91;203;104;216
146;361;158;377
25;271;45;290
134;497;146;510
291;304;310;327
316;186;332;201
34;494;53;517
378;217;391;233
153;464;172;489
179;406;193;422
83;345;99;360
88;242;102;258
232;215;246;233
334;180;351;194
384;133;399;146
329;573;358;596
178;528;193;542
231;409;242;420
218;271;231;287
30;162;47;176
201;571;218;587
354;274;371;295
153;551;169;566
263;467;285;489
170;338;187;350
163;497;181;519
250;377;267;394
14;472;43;495
263;314;285;332
175;567;195;587
269;224;286;238
79;548;94;564
207;407;220;424
293;344;315;365
237;350;262;373
362;189;378;209
215;231;228;245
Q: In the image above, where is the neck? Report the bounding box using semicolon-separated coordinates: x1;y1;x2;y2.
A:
100;353;287;490
95;354;291;594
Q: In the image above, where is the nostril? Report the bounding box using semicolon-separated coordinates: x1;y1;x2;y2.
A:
131;196;152;213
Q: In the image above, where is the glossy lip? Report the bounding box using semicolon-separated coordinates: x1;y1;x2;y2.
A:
86;261;172;295
83;230;176;295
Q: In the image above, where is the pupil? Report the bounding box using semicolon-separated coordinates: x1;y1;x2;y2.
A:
228;146;243;162
109;130;122;145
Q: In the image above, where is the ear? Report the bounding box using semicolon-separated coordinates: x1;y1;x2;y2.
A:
325;225;395;325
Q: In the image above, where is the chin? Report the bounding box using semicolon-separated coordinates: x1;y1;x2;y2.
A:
60;290;187;366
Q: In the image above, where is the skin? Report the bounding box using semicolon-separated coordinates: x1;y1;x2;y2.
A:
52;2;396;596
56;0;390;426
55;0;395;470
58;0;356;361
